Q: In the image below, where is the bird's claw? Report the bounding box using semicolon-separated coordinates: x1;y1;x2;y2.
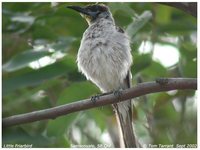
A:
91;95;100;104
113;89;123;99
156;78;169;85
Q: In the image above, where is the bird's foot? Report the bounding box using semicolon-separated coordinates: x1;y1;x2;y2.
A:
156;78;169;85
91;92;113;104
113;89;123;99
91;94;100;104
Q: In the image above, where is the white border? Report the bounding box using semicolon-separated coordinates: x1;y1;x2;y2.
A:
1;1;198;149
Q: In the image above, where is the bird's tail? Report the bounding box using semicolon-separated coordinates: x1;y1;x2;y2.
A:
112;71;137;147
113;100;136;148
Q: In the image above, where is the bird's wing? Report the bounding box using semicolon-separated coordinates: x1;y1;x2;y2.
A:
116;26;125;33
110;26;137;147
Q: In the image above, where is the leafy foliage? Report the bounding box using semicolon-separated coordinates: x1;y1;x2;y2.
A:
2;2;197;148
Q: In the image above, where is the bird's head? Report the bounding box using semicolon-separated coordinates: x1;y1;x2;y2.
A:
67;4;113;25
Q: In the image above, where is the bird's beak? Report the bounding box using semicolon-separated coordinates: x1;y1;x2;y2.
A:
67;6;96;18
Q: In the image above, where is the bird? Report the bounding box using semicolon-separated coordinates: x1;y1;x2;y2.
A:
67;4;137;147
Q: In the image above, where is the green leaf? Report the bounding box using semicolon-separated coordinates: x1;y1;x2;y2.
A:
153;101;180;127
180;42;197;59
181;59;197;78
142;61;168;77
157;21;196;35
57;81;99;105
2;3;38;12
109;2;135;17
3;56;77;95
52;36;76;51
46;113;78;137
31;24;58;40
3;127;51;147
87;108;112;131
126;11;152;38
113;11;132;27
3;49;52;72
155;4;172;24
131;53;152;75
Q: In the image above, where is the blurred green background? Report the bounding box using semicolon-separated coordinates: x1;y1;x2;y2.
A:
2;2;197;148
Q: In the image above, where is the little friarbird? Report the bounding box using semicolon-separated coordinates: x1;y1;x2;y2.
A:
67;4;136;148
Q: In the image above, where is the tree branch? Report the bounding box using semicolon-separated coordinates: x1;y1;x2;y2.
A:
158;2;197;17
3;78;197;128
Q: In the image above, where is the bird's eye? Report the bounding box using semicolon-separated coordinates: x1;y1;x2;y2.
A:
98;6;108;12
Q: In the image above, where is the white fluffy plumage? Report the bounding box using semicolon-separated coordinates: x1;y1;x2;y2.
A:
77;16;133;125
77;18;132;93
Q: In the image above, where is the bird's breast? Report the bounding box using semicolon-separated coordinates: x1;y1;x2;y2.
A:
77;21;132;92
